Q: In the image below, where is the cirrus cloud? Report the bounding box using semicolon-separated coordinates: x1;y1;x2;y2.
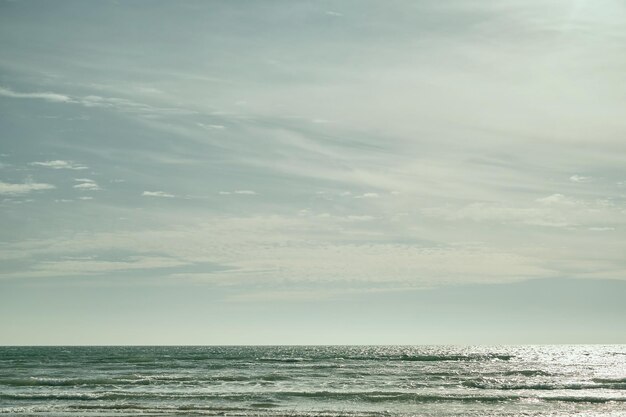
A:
0;180;55;195
0;86;71;103
73;178;101;191
29;160;88;170
142;191;175;198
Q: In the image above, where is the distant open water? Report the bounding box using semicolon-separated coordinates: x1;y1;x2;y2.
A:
0;346;625;416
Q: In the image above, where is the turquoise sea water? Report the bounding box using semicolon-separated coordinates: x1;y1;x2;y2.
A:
0;346;625;416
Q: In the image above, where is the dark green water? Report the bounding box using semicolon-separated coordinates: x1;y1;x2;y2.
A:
0;346;624;416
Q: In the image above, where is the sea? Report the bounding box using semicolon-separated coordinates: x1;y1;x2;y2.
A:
0;345;624;416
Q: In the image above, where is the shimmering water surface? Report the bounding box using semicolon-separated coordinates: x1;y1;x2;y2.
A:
0;346;624;416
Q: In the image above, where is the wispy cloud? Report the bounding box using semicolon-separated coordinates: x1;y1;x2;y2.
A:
354;192;379;199
142;191;175;198
1;86;194;119
536;194;571;205
219;190;257;195
424;194;623;229
0;180;55;195
73;178;101;191
0;212;558;283
30;160;88;170
569;174;592;183
0;86;71;103
345;215;375;222
27;256;188;277
1;1;625;300
197;123;226;130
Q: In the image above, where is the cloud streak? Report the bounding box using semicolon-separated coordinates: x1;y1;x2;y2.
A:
1;1;625;299
143;191;175;198
0;86;71;103
219;190;257;195
0;180;55;195
0;86;194;119
30;160;88;170
73;178;101;191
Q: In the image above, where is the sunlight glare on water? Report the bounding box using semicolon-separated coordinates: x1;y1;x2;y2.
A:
0;345;625;416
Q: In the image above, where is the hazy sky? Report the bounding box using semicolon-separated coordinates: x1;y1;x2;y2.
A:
1;0;625;345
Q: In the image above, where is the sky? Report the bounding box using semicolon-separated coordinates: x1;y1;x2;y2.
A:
1;0;625;345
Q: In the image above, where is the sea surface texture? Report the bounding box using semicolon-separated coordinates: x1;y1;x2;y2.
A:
0;345;625;416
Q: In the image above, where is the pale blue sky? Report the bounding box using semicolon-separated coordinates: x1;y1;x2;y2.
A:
1;0;625;344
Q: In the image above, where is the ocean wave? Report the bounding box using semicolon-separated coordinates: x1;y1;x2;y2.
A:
335;354;514;362
6;390;623;405
592;377;626;384
461;379;626;391
0;390;515;404
4;404;382;417
0;372;293;387
0;377;129;387
2;346;625;416
501;369;553;377
253;355;506;363
272;391;521;403
258;357;308;363
0;375;190;387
